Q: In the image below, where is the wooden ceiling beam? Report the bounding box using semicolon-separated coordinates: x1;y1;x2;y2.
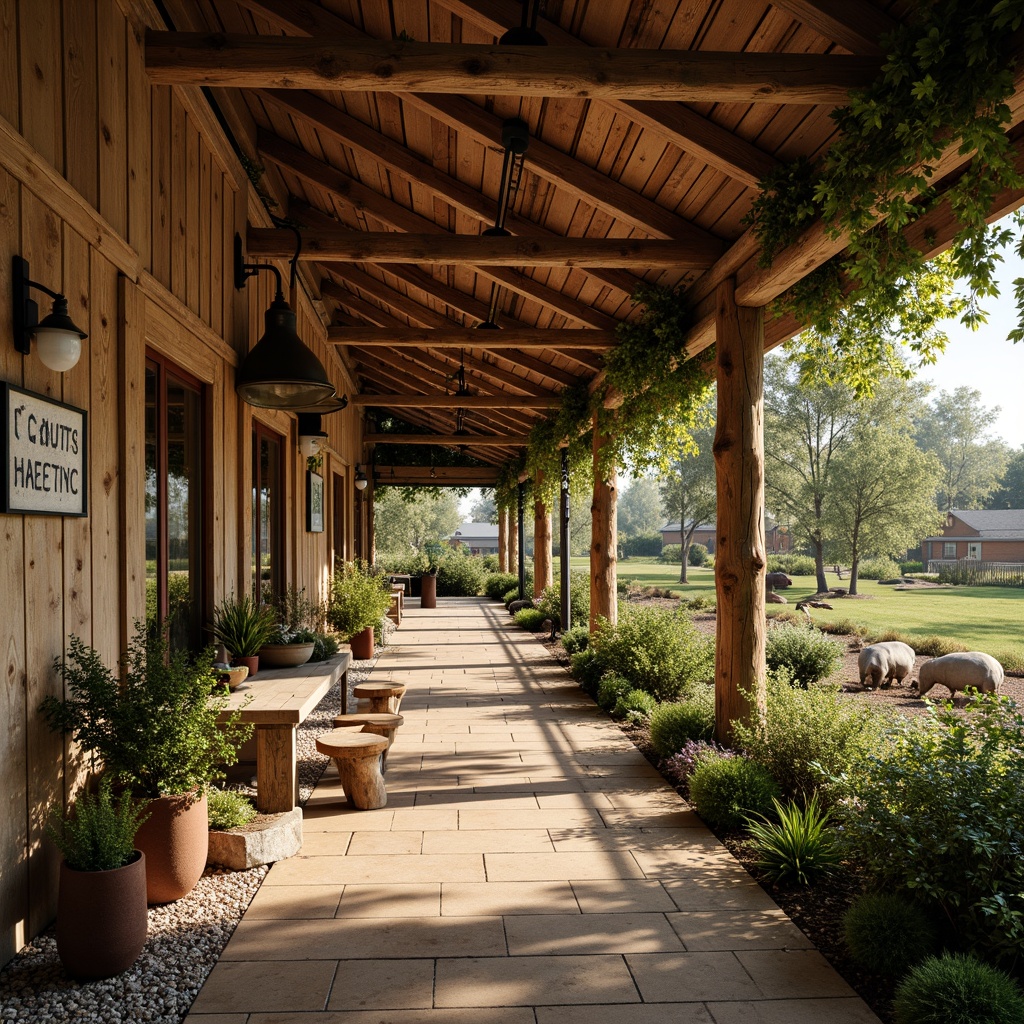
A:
374;465;501;486
350;394;557;409
249;227;721;268
231;0;727;241
768;0;899;56
322;264;452;330
146;33;881;105
327;327;616;349
320;283;409;329
434;0;777;188
364;432;529;446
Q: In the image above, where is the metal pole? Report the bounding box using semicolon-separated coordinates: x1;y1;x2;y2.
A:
559;447;570;631
517;482;526;600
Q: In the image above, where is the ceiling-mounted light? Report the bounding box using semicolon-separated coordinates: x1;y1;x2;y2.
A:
499;0;547;45
233;233;337;410
354;466;369;491
297;412;328;458
12;257;89;372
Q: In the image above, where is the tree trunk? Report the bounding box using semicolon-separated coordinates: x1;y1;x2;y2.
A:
680;542;689;584
589;413;618;633
534;472;552;599
509;504;519;575
498;508;508;572
848;523;860;596
813;540;827;594
713;279;766;745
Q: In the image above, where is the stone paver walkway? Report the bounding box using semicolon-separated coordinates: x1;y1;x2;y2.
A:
186;597;880;1024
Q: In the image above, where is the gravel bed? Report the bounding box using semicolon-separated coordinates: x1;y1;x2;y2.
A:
0;623;397;1024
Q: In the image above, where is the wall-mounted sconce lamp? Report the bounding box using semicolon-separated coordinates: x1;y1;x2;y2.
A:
234;234;337;410
354;466;368;491
297;412;328;458
12;256;88;372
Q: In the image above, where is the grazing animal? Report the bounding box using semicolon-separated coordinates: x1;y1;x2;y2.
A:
858;641;915;690
916;652;1004;699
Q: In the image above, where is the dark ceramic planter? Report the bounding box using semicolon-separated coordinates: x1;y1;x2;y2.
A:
57;850;148;980
232;654;260;678
420;573;437;609
134;791;209;904
350;625;375;660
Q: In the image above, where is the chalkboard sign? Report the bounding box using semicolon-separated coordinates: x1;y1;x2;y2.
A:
2;383;88;516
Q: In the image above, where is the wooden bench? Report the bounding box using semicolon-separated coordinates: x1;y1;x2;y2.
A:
332;712;404;771
315;731;388;809
352;681;406;714
387;589;403;626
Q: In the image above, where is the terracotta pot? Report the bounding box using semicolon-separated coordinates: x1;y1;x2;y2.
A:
258;642;314;668
57;850;148;980
420;573;437;609
134;791;209;904
350;625;375;660
232;654;260;678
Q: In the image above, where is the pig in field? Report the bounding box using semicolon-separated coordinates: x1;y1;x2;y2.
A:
916;652;1004;699
858;641;916;689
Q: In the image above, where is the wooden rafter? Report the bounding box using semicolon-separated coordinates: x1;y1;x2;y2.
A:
327;327;617;349
146;33;882;104
374;465;501;486
768;0;898;56
350;394;558;409
364;432;529;446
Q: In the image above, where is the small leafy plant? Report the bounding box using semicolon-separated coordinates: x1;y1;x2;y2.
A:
843;893;938;977
663;740;734;791
596;672;633;713
327;562;392;640
649;694;715;758
765;624;843;688
207;788;257;831
48;777;150;872
560;625;590;655
484;572;519;600
893;954;1024;1024
688;754;781;830
513;608;547;632
745;794;839;887
612;689;657;724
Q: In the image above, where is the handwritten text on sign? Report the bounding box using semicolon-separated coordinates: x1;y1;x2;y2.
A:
3;384;88;516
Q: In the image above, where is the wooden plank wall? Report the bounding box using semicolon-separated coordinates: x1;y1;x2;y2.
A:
0;0;361;965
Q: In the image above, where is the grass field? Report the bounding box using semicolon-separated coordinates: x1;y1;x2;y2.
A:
571;557;1024;661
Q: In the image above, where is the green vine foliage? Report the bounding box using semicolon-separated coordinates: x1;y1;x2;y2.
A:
747;0;1024;379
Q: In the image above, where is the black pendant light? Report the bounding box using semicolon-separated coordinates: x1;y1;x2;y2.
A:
233;232;337;410
499;0;547;46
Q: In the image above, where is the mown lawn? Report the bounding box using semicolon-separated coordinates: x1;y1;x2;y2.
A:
571;557;1024;660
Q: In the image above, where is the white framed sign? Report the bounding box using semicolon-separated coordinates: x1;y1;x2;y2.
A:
2;383;88;516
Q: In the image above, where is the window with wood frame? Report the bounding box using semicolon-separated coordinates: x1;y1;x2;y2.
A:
252;422;284;604
145;354;205;653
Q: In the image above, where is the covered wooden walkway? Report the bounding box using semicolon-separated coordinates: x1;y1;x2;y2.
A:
185;598;878;1023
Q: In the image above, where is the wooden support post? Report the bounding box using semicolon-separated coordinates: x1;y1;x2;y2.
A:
498;507;509;572
533;472;553;598
714;278;767;744
559;448;571;631
509;502;519;584
366;470;376;566
589;413;617;632
255;725;297;813
517;483;527;600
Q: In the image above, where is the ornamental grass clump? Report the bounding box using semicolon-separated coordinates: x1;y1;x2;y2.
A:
843;893;938;978
688;755;780;831
842;695;1024;964
765;624;843;688
893;954;1024;1024
649;691;715;758
745;794;840;887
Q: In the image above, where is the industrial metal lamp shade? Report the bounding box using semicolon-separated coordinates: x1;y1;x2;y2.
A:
33;297;87;372
236;297;336;409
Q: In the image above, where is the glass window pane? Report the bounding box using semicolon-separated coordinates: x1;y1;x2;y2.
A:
145;365;159;632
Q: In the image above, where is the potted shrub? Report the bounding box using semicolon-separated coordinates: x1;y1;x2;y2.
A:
258;587;318;668
40;623;253;904
328;562;392;660
211;593;276;677
48;777;150;980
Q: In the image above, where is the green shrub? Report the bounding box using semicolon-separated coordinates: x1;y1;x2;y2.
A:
766;608;806;626
816;618;867;637
484;572;519;600
571;648;604;695
893;954;1024;1024
914;635;970;657
309;631;339;662
612;689;657;723
857;556;902;580
688;542;709;566
597;673;633;712
590;605;714;702
482;554;499;572
664;741;733;789
766;554;816;575
765;624;843;688
536;571;589;630
658;544;682;564
621;532;663;558
503;587;521;605
328;563;392;640
513;608;547;631
732;675;884;804
47;777;150;872
208;788;257;831
685;594;715;612
688;755;781;830
745;794;839;886
900;560;924;574
995;649;1024;675
375;550;430;576
560;625;590;655
649;692;715;758
868;628;916;646
435;552;487;596
843;893;938;977
843;696;1024;963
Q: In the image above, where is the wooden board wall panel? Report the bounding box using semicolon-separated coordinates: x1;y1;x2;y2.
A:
170;94;188;302
151;87;172;287
186;122;201;314
97;0;128;239
20;190;65;940
126;14;152;263
18;0;63;174
62;0;99;210
210;363;227;601
89;248;122;670
0;0;17;125
200;152;213;328
0;163;28;969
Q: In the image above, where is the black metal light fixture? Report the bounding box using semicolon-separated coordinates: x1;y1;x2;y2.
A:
499;0;547;45
12;256;89;372
297;412;329;457
354;465;369;491
234;233;337;410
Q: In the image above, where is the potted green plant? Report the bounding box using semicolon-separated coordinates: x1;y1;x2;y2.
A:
328;562;392;660
48;777;151;980
258;587;318;668
210;593;276;677
40;622;253;904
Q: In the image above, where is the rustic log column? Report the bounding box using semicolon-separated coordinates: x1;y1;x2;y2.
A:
366;470;377;566
589;412;617;633
509;501;520;585
533;472;553;599
517;483;527;600
714;278;767;743
498;507;509;572
559;448;571;631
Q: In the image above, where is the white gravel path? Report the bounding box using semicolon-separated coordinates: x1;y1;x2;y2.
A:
0;623;395;1024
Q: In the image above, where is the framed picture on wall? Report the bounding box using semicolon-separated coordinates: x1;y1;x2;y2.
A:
307;470;324;533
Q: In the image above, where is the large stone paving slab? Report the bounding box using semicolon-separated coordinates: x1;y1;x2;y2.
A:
185;597;880;1022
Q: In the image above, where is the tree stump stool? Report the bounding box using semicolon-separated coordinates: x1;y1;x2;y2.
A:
331;712;404;771
314;731;388;810
352;681;407;714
